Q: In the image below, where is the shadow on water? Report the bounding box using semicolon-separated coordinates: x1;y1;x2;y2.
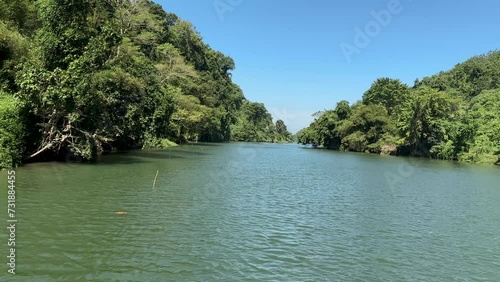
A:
22;146;215;168
298;145;499;170
135;151;188;160
167;149;213;157
99;147;213;163
187;142;225;147
97;150;184;165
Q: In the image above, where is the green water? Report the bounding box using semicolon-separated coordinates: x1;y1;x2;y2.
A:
1;143;500;281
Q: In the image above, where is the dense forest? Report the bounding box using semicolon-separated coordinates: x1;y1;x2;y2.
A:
1;0;497;169
297;51;500;165
0;0;292;169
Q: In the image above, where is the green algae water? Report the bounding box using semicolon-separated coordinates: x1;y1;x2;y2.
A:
1;143;499;281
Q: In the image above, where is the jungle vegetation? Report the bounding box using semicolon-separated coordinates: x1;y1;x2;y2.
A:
0;0;292;168
1;0;496;168
297;51;500;165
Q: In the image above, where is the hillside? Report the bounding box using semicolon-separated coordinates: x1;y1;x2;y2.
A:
298;51;500;164
0;0;291;168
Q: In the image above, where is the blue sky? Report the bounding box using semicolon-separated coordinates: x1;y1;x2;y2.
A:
158;0;499;133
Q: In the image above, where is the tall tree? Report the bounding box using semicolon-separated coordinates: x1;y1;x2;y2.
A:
362;78;410;116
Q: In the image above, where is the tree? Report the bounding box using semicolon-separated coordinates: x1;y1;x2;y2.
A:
0;91;24;168
0;0;281;167
458;89;500;163
399;87;461;157
362;78;410;116
298;51;499;164
16;0;121;161
337;103;395;153
275;119;286;134
274;119;293;142
334;100;351;121
231;101;277;142
418;51;500;99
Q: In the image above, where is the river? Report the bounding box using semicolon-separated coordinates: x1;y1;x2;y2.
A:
1;143;499;281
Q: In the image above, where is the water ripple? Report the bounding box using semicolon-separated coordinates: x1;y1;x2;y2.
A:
5;143;500;281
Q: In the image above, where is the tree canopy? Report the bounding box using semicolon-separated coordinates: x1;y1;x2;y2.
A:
1;0;496;167
0;0;290;168
299;51;500;165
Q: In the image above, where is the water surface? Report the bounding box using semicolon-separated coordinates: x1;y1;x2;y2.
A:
1;143;499;281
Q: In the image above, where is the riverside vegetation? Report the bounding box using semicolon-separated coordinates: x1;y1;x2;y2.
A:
1;1;497;169
0;0;293;169
297;51;500;165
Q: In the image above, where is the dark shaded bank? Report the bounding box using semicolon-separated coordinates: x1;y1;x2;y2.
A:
301;143;500;166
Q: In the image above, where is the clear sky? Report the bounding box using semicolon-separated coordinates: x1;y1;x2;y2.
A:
157;0;499;133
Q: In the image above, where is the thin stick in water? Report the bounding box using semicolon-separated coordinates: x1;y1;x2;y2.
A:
152;170;159;189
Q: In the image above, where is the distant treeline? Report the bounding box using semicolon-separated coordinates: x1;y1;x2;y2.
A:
297;51;500;165
0;0;292;168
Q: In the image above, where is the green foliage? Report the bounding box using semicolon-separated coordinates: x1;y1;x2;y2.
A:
400;87;462;157
15;0;122;161
169;87;211;143
0;91;24;169
231;101;275;142
417;51;500;99
274;119;293;142
275;119;286;134
0;21;29;90
337;103;395;153
0;0;37;34
0;0;276;165
341;131;368;152
230;101;292;143
3;0;498;166
362;78;410;115
297;127;319;146
298;100;353;149
142;134;178;149
430;140;455;160
334;100;351;120
458;89;500;163
300;51;500;164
